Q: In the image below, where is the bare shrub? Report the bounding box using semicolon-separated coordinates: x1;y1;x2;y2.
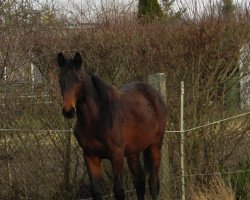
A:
190;177;235;200
0;0;249;199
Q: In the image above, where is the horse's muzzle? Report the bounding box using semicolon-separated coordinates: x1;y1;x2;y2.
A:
62;107;76;119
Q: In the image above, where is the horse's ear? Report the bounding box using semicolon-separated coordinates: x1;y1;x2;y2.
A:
73;52;82;69
57;52;65;68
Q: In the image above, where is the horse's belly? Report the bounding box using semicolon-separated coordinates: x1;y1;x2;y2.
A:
124;143;148;156
124;128;160;156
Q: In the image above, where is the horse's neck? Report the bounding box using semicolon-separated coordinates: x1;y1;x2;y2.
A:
75;74;118;133
76;75;102;126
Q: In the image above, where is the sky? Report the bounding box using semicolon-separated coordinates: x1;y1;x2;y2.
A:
57;0;249;9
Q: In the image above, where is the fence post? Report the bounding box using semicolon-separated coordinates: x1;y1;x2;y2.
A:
31;63;35;96
180;81;185;200
148;73;170;200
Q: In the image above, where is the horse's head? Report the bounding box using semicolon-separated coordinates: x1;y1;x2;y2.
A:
57;52;84;119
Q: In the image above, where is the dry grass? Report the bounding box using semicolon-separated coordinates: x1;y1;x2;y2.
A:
190;177;235;200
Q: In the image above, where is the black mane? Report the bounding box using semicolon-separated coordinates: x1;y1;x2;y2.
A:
90;73;117;104
90;73;118;133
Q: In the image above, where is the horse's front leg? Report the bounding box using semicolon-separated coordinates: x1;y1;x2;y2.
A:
84;153;103;200
110;149;125;200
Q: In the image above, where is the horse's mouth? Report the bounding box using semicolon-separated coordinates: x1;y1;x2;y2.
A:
62;107;76;119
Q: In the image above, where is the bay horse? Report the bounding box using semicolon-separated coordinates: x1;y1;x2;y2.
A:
57;52;167;200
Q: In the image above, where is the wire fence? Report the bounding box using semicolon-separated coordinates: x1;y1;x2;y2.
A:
1;111;249;133
0;109;249;133
0;75;250;200
0;110;249;200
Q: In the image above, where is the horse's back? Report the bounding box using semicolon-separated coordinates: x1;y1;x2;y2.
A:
119;82;167;155
120;81;166;118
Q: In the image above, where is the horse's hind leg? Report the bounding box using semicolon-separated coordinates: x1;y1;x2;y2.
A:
127;154;145;200
144;146;161;200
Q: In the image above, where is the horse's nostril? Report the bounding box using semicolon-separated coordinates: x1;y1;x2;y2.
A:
62;107;75;119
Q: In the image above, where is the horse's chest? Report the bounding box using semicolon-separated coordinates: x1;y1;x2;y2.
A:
74;132;109;159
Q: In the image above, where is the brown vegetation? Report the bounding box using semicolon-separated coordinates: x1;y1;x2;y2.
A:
0;0;249;199
190;177;235;200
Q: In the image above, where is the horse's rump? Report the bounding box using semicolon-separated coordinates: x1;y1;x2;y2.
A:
119;82;167;156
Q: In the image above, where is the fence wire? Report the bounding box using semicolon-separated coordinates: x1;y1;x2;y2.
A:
185;111;250;132
0;111;249;133
0;110;249;200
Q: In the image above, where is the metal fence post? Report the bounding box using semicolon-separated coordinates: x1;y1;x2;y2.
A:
180;81;185;200
148;73;170;200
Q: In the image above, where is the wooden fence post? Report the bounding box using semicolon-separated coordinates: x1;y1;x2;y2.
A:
148;73;170;200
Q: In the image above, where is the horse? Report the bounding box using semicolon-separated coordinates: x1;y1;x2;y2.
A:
56;52;167;200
